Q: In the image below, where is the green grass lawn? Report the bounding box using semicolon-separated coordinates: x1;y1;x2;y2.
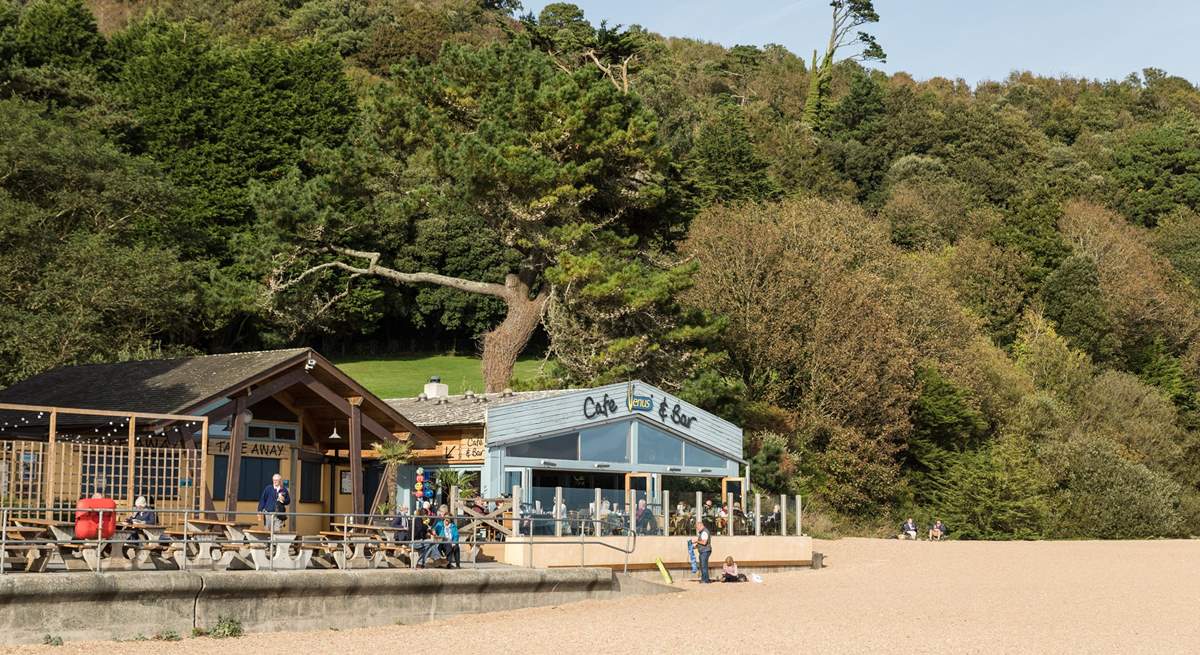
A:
334;353;545;399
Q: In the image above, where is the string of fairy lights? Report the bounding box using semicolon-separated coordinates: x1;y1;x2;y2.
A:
0;412;202;444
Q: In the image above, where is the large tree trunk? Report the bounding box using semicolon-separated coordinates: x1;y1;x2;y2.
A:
277;249;550;392
481;275;550;392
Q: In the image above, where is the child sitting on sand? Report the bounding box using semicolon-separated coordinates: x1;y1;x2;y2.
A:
722;556;748;583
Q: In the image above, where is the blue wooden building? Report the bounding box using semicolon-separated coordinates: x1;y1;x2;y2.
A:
388;380;745;512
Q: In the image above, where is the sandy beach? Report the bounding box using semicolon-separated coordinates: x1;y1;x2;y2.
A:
5;537;1198;654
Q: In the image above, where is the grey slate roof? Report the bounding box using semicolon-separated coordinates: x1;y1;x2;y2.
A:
0;349;309;415
386;389;573;427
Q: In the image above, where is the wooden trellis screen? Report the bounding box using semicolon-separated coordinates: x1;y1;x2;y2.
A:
0;403;209;527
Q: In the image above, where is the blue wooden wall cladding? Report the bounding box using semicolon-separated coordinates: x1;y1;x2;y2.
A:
486;381;743;461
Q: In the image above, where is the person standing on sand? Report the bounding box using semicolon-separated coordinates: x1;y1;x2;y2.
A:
691;519;712;583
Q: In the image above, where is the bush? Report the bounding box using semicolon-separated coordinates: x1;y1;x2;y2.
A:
209;616;244;639
155;629;181;642
929;437;1050;540
42;634;62;646
1048;438;1183;539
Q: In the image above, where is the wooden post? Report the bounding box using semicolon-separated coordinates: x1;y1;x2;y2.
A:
779;493;788;536
127;417;137;508
348;398;364;518
694;490;703;528
796;494;803;537
554;486;563;537
593;487;602;536
726;492;734;536
512;484;522;538
198;418;214;518
449;485;459;517
663;489;671;537
754;493;761;536
44;411;57;519
224;396;247;520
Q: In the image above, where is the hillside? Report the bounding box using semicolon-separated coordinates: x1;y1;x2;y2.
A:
2;0;1200;538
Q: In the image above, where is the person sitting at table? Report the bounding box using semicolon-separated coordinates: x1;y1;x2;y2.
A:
390;507;412;542
471;496;488;516
257;473;290;531
434;517;461;569
437;503;449;518
764;504;781;534
721;556;747;583
125;496;157;526
412;509;438;568
676;501;689;517
635;498;658;535
732;502;745;518
703;499;715;517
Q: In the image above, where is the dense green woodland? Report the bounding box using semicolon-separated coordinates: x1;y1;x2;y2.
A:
4;0;1200;537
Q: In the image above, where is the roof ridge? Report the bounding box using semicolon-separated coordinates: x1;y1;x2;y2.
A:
30;347;311;373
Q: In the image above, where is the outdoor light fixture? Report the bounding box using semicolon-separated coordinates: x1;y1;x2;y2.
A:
540;460;557;467
699;468;712;473
329;424;342;440
593;463;611;468
668;467;682;472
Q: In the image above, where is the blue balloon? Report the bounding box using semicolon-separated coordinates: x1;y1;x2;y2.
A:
424;488;433;498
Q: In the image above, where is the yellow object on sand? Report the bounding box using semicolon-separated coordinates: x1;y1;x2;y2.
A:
655;557;673;584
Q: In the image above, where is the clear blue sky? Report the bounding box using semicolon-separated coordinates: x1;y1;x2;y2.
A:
521;0;1200;85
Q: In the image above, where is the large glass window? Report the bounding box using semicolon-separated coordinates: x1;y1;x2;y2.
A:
505;433;579;460
211;455;280;501
300;460;322;503
580;422;629;462
637;424;683;466
684;442;727;469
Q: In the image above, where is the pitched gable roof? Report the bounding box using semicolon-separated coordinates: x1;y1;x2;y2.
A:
0;349;309;415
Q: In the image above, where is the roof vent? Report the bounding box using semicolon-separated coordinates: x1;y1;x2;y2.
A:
424;378;449;400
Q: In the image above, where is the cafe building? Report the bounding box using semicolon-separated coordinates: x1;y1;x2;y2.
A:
0;348;434;534
388;380;746;515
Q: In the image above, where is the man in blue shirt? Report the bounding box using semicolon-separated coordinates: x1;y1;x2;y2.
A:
258;473;291;531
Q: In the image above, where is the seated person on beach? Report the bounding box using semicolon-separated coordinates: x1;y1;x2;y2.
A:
900;518;918;540
434;517;461;569
722;556;747;583
928;519;947;541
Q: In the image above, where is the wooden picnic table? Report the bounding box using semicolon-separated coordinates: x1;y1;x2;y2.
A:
1;525;56;573
9;517;110;571
241;528;309;570
184;518;252;543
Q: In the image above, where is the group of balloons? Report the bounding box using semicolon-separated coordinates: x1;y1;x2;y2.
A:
413;467;434;499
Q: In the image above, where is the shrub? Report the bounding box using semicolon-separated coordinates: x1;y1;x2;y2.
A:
1048;438;1183;539
42;634;63;646
209;616;244;639
929;437;1050;540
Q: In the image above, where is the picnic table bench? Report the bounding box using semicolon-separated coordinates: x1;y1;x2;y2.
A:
242;528;310;570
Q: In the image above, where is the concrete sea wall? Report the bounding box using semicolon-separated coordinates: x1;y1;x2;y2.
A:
0;567;676;644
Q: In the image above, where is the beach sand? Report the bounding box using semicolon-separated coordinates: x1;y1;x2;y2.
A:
5;537;1198;654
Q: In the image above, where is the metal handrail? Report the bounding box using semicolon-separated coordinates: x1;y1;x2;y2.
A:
0;505;640;575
